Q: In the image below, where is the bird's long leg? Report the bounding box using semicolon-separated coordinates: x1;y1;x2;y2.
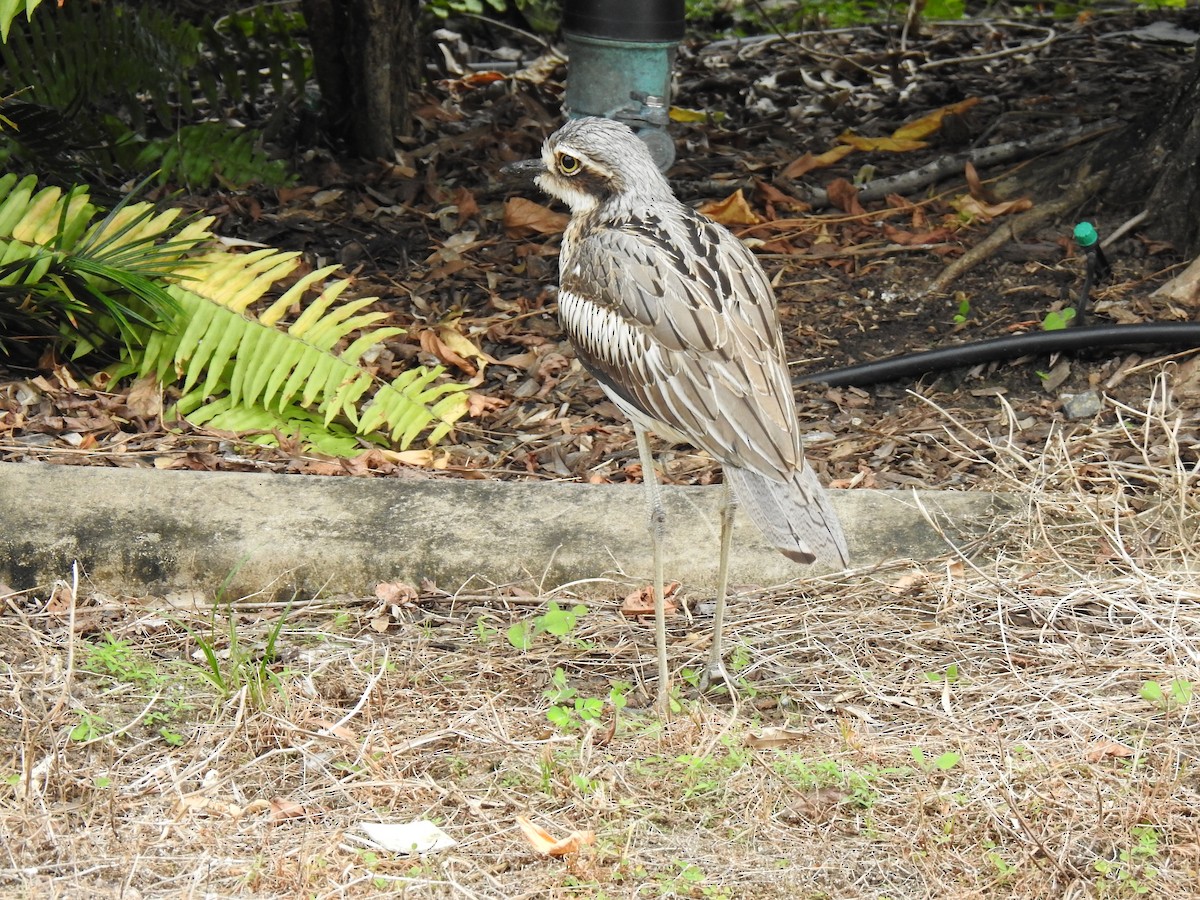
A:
701;478;736;693
633;426;670;708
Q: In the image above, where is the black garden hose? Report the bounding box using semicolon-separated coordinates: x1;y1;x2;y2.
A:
795;323;1200;388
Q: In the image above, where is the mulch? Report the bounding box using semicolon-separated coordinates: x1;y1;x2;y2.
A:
3;6;1199;493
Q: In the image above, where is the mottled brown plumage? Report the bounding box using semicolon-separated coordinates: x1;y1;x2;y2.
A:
505;117;848;703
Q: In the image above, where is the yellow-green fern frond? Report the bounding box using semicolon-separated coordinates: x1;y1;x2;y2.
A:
0;173;469;454
139;248;469;453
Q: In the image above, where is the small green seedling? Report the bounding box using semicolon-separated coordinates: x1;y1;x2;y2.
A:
543;668;628;732
1140;678;1193;711
1042;307;1076;331
912;746;962;773
1093;825;1161;896
924;662;961;684
507;601;590;650
952;295;971;325
69;709;110;742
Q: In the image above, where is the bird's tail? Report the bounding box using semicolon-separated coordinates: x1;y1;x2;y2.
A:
723;463;849;569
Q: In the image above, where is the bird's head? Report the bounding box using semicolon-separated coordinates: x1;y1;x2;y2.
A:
502;117;672;215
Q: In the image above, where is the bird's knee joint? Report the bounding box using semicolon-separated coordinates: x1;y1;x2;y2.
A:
647;504;667;537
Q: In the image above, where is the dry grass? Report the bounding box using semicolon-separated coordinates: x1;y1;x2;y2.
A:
3;373;1199;899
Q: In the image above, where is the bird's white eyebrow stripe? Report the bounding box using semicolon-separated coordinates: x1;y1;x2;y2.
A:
551;146;613;179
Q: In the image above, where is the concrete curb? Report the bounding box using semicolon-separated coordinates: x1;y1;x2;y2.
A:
0;461;1010;596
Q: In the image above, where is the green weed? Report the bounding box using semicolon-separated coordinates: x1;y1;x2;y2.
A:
186;594;295;707
1093;825;1162;897
543;668;628;732
1140;678;1193;712
507;601;590;650
911;746;962;773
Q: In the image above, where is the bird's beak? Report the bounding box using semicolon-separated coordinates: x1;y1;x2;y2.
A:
501;157;547;185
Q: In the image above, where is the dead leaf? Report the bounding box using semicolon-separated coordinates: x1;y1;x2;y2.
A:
419;326;493;377
503;197;568;237
745;727;807;749
620;581;679;618
1086;740;1134;763
825;178;865;216
126;375;162;419
781;145;855;179
452;186;479;224
374;448;439;468
887;572;927;595
756;179;809;215
964;161;1001;205
268;798;323;822
698;189;763;226
376;581;419;606
277;185;319;205
950;194;1033;222
45;582;74;617
311;719;358;742
437;323;496;374
892;97;981;141
177;796;270;819
516;816;595;857
468;392;508;418
838;131;928;153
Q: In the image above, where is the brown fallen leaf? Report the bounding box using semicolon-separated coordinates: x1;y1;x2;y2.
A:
825;178;865;216
745;726;807;749
310;719;358;743
620;581;680;618
964;161;1001;205
376;581;419;606
467;391;509;418
420;328;476;376
503;197;568;237
781;145;855;179
698;189;762;226
756;179;810;215
1086;740;1134;763
516;816;595;857
887;572;927;595
177;796;271;820
437;323;496;373
268;797;324;822
375;448;441;468
126;374;163;419
950;193;1033;222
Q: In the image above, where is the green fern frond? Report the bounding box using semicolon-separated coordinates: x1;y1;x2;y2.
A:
0;3;296;189
142;251;468;452
0;174;469;453
134;123;294;190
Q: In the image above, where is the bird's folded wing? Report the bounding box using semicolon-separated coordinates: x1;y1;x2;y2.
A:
559;212;804;478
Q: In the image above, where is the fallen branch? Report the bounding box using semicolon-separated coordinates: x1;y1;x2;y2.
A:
796;119;1120;209
923;170;1107;295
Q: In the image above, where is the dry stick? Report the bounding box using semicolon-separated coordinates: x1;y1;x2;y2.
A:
924;170;1108;296
47;561;80;724
800;119;1120;209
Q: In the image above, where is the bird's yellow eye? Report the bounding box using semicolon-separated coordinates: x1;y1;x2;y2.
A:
558;154;581;176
